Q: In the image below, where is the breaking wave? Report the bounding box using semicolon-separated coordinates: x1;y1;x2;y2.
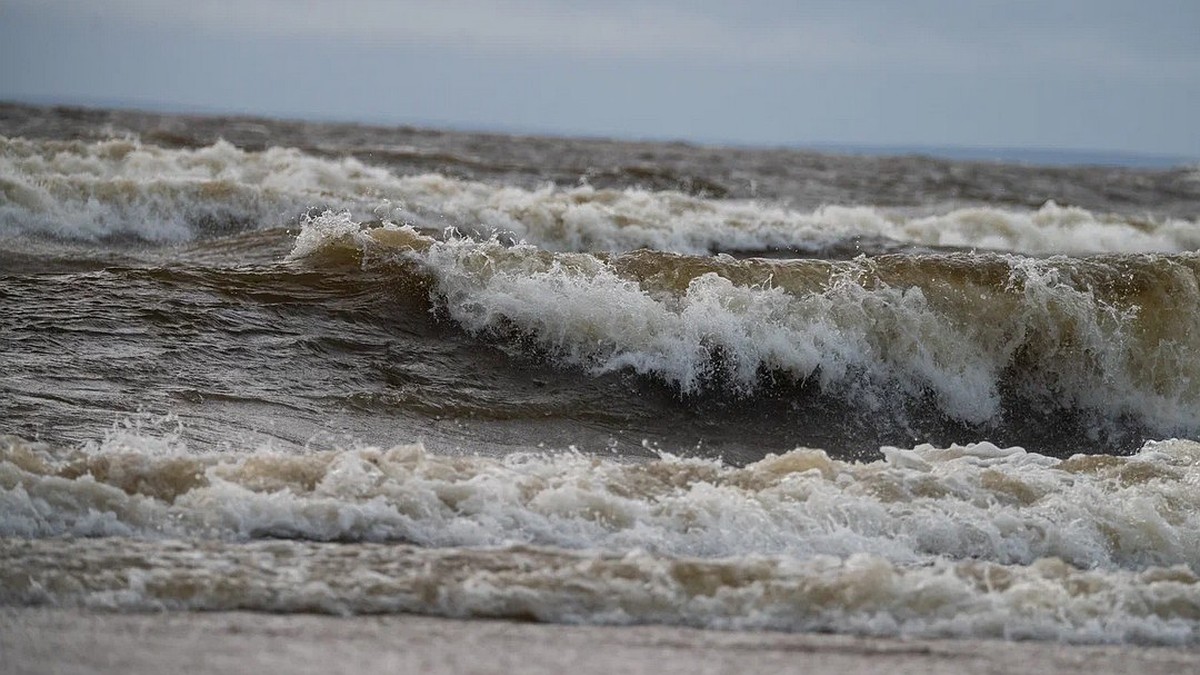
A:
291;213;1200;436
3;136;1197;256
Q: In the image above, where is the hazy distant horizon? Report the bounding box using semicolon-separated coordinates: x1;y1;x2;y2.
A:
3;1;1197;164
4;95;1194;171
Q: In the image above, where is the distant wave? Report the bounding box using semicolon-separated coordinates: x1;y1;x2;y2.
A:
3;136;1197;256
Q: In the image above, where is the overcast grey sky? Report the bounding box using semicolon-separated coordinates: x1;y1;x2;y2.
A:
2;0;1197;156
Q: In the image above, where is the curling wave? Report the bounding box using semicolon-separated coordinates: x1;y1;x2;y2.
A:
291;213;1200;436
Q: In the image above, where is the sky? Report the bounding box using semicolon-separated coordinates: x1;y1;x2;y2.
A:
1;0;1198;158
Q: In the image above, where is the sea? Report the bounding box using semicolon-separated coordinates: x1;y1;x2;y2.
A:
3;102;1200;645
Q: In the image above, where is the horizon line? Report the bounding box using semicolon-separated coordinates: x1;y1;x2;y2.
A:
4;94;1196;170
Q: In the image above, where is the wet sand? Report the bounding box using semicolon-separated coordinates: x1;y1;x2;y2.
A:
3;609;1199;675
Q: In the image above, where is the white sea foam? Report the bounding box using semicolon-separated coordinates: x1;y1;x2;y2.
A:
887;201;1200;256
4;431;1200;643
0;136;400;241
4;432;1200;571
3;136;1197;255
414;174;1200;256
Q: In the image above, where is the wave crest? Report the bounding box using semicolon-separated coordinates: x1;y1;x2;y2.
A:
4;136;1196;256
291;214;1200;434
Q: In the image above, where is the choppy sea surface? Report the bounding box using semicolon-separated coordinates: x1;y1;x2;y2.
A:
4;102;1200;644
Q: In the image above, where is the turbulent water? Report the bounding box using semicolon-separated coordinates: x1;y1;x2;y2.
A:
3;102;1200;645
